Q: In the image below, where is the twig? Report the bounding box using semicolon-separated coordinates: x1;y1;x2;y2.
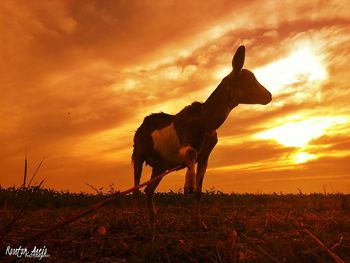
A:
23;156;27;187
3;165;183;250
37;179;45;189
297;188;303;195
331;236;343;250
27;158;45;187
303;228;345;263
239;233;280;263
85;183;101;195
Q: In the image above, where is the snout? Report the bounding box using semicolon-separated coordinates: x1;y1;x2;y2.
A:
261;91;272;105
258;82;272;105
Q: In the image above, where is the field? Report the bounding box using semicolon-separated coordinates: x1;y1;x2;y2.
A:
0;187;349;262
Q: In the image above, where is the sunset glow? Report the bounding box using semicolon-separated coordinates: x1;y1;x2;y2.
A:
256;116;348;148
254;45;328;94
1;0;350;194
293;152;317;164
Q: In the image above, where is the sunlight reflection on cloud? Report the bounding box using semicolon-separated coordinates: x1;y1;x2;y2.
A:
254;44;327;94
255;116;348;148
293;152;317;164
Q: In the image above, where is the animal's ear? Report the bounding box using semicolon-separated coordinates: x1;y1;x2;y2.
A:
232;45;245;75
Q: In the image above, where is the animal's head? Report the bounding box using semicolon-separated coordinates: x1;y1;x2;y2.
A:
228;46;272;105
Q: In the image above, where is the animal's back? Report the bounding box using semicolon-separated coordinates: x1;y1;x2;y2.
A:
139;112;174;132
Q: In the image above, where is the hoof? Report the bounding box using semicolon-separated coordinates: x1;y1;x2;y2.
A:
133;189;141;195
184;187;194;194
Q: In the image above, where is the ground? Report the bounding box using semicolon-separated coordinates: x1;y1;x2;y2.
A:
0;188;349;262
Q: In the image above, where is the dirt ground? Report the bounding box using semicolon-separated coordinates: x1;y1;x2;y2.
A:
1;192;349;262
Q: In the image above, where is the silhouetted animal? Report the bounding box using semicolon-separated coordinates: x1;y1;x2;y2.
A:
132;46;272;224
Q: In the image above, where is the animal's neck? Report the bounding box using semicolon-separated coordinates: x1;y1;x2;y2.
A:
203;77;239;132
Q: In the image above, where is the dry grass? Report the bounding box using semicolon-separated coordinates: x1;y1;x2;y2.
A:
0;189;349;262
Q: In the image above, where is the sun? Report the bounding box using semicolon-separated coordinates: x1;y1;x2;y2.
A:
256;116;348;148
255;116;348;164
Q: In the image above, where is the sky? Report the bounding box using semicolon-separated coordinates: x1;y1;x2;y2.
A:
1;0;349;194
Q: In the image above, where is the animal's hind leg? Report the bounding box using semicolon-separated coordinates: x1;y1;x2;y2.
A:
132;152;143;210
145;167;164;225
133;152;143;196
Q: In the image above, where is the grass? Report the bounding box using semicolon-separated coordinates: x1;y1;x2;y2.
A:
0;186;349;262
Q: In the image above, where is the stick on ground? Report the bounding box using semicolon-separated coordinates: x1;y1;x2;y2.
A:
303;228;345;263
2;165;183;250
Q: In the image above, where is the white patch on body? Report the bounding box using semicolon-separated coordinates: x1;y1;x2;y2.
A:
151;123;197;168
151;123;181;164
152;124;197;191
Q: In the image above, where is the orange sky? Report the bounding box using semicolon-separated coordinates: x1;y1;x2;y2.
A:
1;0;349;193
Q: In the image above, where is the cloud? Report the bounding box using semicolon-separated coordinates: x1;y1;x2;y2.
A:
210;141;293;167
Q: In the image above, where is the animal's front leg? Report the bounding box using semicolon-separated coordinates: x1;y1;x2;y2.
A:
193;159;208;226
180;146;198;194
184;165;196;194
193;132;218;226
